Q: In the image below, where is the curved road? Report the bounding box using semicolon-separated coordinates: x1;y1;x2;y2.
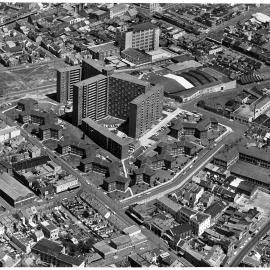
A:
121;142;225;208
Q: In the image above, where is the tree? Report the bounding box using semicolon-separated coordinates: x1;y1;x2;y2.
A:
197;100;206;108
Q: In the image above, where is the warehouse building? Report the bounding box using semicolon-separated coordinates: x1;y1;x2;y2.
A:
0;172;35;207
142;67;236;102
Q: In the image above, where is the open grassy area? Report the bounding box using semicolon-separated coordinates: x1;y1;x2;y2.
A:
0;61;67;95
155;169;172;183
61;154;82;168
131;182;150;195
85;172;104;187
176;155;191;166
12;60;67;89
43;139;58;150
38;101;63;116
0;71;28;95
203;89;241;108
107;190;131;201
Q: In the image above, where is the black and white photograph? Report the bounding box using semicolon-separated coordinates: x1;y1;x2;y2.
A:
0;1;269;267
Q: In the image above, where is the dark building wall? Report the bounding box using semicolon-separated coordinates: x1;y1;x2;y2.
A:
72;76;109;126
12;156;50;171
128;85;163;138
81;60;102;80
108;76;149;120
56;66;82;103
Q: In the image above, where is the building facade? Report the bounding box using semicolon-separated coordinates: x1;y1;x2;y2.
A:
82;117;135;159
128;84;163;138
56;65;82;103
73;74;109;126
116;22;160;51
108;73;151;119
89;43;120;61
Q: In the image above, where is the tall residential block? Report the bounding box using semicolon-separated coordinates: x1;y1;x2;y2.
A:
56;65;81;103
128;84;164;138
116;22;160;51
73;74;109;126
82;58;114;80
108;73;151;119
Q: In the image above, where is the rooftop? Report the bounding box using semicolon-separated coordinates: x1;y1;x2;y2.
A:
82;117;134;146
57;64;81;73
0;172;35;201
130;84;163;105
204;201;227;219
110;72;150;87
230;160;270;185
111;235;131;246
74;74;107;87
130;22;158;32
122;47;151;59
167;223;192;237
238;145;270;163
179;206;196;217
157;196;182;213
89;43;119;53
32;238;63;255
191;212;210;223
93;241;116;255
166;60;202;73
234;104;254;118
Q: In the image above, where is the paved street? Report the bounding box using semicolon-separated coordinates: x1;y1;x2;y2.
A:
229;220;270;266
121;143;225;207
139;108;182;146
0;92;251;260
2;115;174;254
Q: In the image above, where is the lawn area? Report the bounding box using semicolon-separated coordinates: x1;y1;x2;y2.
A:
207;125;227;141
175;155;191;166
12;60;68;89
131;182;150;195
0;61;67;95
0;71;29;95
155;169;172;183
4;108;19;121
85;172;104;187
64;123;84;141
201;89;241;109
61;154;82;168
43;139;58;150
107;190;131;201
38;101;63;116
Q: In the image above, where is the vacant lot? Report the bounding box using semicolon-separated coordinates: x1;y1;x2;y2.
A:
237;190;270;218
108;189;131;201
0;60;67;95
203;90;241;108
85;172;104;187
61;154;82;168
0;71;28;95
